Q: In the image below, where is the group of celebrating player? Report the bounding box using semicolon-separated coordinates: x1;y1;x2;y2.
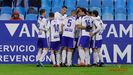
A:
36;6;105;67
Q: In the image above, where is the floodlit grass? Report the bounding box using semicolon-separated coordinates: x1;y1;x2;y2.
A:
0;64;132;75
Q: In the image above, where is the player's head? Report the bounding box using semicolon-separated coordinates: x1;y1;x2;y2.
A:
61;6;67;15
92;10;99;17
76;7;82;17
49;12;54;19
88;10;92;16
39;9;46;17
79;7;87;16
76;6;81;12
71;10;76;17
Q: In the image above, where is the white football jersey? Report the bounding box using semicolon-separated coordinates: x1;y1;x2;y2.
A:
48;19;61;42
62;16;76;38
91;16;104;40
37;16;48;38
55;12;67;27
76;15;92;36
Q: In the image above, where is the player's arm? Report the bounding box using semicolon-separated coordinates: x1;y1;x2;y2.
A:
76;24;86;29
90;21;101;37
75;17;86;29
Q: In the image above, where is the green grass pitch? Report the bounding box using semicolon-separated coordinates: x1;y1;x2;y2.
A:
0;64;132;75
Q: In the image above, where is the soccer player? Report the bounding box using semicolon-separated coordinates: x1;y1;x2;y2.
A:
76;8;92;66
48;12;61;67
90;10;104;67
61;10;76;66
36;9;48;67
54;6;68;65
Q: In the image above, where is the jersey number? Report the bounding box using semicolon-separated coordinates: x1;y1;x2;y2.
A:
53;24;59;32
67;19;72;27
85;20;90;26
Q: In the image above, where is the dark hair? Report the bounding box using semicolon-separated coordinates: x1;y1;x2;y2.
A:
88;10;92;15
92;10;99;17
71;10;76;14
80;7;87;15
62;6;67;9
39;9;45;15
49;12;54;17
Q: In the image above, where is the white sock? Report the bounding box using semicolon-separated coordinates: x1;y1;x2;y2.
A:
62;50;66;64
51;52;56;65
39;50;48;62
36;49;42;61
98;53;103;63
78;47;85;64
93;52;98;64
56;52;60;66
85;49;90;65
67;51;72;66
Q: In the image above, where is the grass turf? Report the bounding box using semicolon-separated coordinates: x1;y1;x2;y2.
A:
0;64;132;75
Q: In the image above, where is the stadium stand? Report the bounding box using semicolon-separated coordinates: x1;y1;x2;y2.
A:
77;0;89;8
14;7;26;15
25;14;37;20
52;0;64;8
0;0;132;20
0;14;11;20
1;7;12;15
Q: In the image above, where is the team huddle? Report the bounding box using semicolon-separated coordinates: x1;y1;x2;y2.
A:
36;6;105;67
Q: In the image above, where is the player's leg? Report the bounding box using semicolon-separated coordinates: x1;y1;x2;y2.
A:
93;48;98;66
51;50;56;66
39;48;48;66
53;41;60;67
66;48;73;66
84;48;90;66
36;48;42;67
61;47;67;65
36;48;42;62
61;36;67;66
56;50;60;67
77;37;85;65
97;48;104;66
78;47;85;65
38;38;48;67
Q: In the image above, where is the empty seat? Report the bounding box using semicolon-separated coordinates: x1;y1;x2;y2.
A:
90;7;101;16
52;6;61;13
64;0;76;8
40;7;51;13
102;7;114;15
0;14;11;20
128;14;133;20
102;0;113;7
115;8;126;14
52;0;64;7
115;0;126;9
127;8;133;15
115;13;126;20
90;0;101;7
14;7;25;15
102;14;114;20
66;7;75;16
41;0;51;8
127;0;133;9
77;0;89;8
1;7;12;14
25;14;37;20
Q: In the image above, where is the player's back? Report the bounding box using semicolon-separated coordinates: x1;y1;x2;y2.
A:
91;16;104;40
63;16;76;38
80;15;92;36
49;19;61;42
37;16;47;38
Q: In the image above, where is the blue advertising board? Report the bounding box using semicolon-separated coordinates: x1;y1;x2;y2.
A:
0;21;132;64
